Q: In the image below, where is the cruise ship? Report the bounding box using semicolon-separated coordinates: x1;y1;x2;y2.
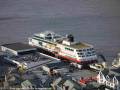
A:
28;31;97;64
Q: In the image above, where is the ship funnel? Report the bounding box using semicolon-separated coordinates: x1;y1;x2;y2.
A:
66;34;74;42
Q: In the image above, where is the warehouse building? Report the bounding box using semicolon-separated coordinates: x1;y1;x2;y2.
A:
1;43;37;56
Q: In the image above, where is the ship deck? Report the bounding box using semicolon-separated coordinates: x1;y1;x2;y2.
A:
70;42;91;49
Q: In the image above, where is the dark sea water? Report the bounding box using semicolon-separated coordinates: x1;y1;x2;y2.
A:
0;0;120;62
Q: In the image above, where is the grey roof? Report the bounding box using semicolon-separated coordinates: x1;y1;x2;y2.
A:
1;43;36;51
63;79;82;89
21;80;33;86
53;77;82;89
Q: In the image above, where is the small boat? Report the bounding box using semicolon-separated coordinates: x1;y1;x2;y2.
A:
112;53;120;68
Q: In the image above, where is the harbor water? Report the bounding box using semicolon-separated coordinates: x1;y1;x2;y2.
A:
0;0;120;63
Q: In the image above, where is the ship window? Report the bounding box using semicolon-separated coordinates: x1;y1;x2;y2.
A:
82;55;85;57
54;36;61;39
45;36;52;40
86;54;90;57
65;47;74;51
34;36;44;39
39;37;44;39
39;42;42;46
87;52;91;55
71;49;74;51
78;53;83;55
76;50;82;52
90;48;94;51
92;51;95;54
87;49;91;51
83;49;86;51
47;33;52;36
79;54;85;57
79;50;82;52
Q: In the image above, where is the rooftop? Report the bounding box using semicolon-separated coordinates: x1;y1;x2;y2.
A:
1;43;36;51
21;80;33;87
52;77;83;90
0;51;99;89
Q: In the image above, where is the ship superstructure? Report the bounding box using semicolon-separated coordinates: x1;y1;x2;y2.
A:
28;31;97;64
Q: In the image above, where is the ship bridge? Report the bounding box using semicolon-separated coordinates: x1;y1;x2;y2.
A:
34;31;64;42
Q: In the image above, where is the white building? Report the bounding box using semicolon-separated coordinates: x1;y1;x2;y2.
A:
97;71;120;90
1;43;37;56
